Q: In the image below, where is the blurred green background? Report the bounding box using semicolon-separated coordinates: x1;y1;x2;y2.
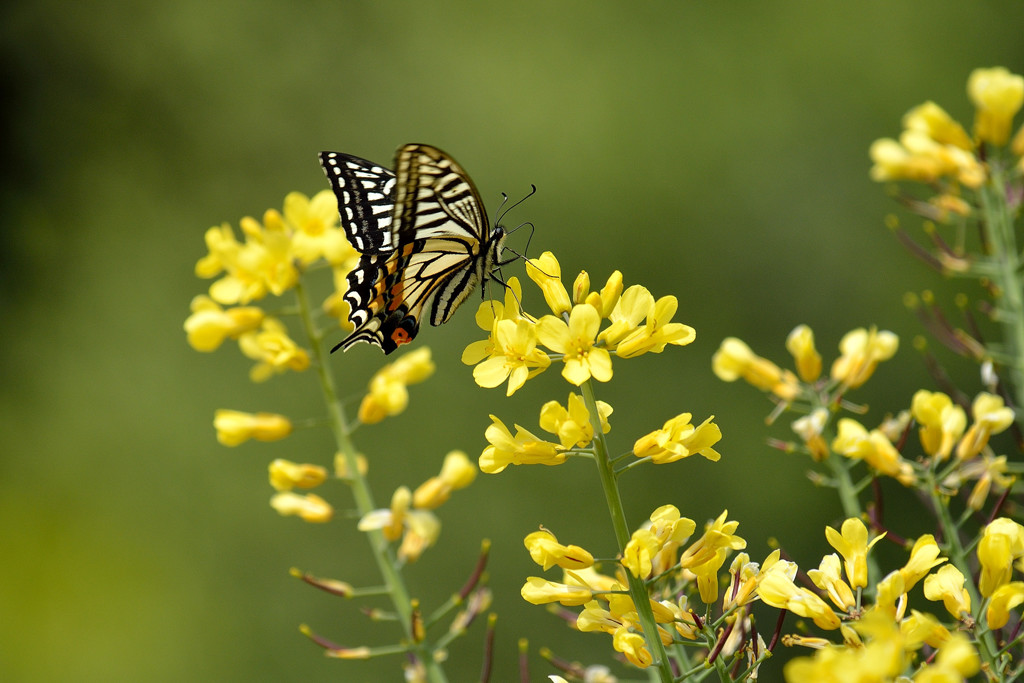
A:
3;2;1023;681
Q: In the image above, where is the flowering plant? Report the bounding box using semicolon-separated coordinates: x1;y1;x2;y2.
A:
186;66;1024;682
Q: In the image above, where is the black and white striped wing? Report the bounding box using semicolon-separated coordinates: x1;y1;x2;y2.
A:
320;144;499;354
318;151;396;254
392;144;489;245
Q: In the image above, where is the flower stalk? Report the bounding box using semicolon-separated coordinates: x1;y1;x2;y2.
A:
294;278;448;683
580;378;677;682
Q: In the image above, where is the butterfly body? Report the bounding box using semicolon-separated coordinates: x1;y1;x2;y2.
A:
319;144;505;354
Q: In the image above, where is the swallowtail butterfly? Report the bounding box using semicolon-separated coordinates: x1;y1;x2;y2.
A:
319;144;506;354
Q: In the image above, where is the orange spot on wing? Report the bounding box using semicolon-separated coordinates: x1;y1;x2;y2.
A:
391;328;412;345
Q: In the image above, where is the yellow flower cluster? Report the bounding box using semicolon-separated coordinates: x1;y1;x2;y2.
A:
184;190;360;378
357;451;477;562
195;190;357;304
463;252;696;394
869;66;1024;217
716;326;1017;505
775;517;1024;681
714;324;898;400
521;506;748;669
358;348;435;424
480;390;720;474
191;193;459;536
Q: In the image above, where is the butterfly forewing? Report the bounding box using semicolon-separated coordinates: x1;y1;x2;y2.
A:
394;145;489;243
318;151;396;254
320;144;506;354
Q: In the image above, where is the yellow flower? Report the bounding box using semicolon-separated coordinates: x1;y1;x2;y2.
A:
869;130;986;188
282;190;350;266
978;517;1024;597
479;415;566;474
614;295;696;358
784;634;905;681
900;534;946;592
623;505;697;579
678;510;745;567
524;529;594;571
270;491;333;523
916;633;981;682
807;554;856;612
622;528;660;579
520;577;592;606
725;550;788;610
830;327;898;389
758;568;841;630
526;251;571;316
901;609;951;649
968;66;1024;146
358;347;435;424
987;581;1024;629
577;600;622;634
869;136;944;184
238;317;311;382
956;392;1015;460
831;418;916;485
397;509;441;563
539;393;611;449
911;390;966;461
786;325;822;383
598;284;654;349
960;453;1015;511
358;486;411;541
791;407;830;461
712;337;800;400
198;212;299;304
633;413;721;464
537;305;613;385
903;101;973;149
184;295;264;352
471;319;551;395
462;277;528;363
594;270;624;318
612;627;652;669
412;450;476;509
873;570;906;620
213;409;292;446
824;517;884;590
358;487;441;561
571;270;590;304
268;459;328;491
923;564;972;619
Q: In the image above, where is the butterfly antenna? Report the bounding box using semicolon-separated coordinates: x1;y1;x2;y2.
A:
495;184;537;228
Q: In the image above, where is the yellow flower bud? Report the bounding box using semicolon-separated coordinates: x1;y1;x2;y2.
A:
268;459;328;491
786;325;822;383
520;577;592;606
270;492;333;523
572;270;590;304
968;66;1024;146
526;251;571;316
213;409;292;446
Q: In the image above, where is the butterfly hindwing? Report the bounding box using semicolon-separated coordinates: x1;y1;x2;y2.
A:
319;144;506;354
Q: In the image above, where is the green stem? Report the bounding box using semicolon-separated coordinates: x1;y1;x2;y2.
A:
294;279;448;683
579;379;677;682
981;171;1024;422
925;471;997;665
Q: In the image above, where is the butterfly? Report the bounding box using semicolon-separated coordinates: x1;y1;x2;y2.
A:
319;144;507;354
